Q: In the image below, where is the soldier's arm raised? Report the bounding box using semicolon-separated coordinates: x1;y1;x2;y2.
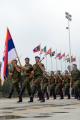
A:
37;62;45;72
14;64;21;72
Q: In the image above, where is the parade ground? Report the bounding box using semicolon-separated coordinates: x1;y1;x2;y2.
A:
0;98;80;120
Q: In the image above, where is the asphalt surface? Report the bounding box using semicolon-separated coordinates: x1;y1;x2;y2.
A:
0;97;80;120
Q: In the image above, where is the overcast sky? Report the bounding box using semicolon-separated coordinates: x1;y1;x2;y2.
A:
0;0;80;71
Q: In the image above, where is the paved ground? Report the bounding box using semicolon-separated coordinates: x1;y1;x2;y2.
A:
0;97;80;120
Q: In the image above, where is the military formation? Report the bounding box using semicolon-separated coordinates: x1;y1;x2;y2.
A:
4;56;80;103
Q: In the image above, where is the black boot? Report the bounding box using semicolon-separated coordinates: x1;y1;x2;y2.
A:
28;97;33;102
53;93;56;99
53;96;56;99
68;94;70;99
60;91;64;99
46;92;49;100
8;89;14;98
17;96;22;103
40;98;45;102
8;95;12;99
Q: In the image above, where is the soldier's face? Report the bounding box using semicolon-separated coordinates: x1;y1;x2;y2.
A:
72;65;77;70
25;59;29;64
12;60;17;65
35;58;40;63
14;61;17;64
51;71;54;75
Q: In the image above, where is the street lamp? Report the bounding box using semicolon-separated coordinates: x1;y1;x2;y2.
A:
65;12;72;71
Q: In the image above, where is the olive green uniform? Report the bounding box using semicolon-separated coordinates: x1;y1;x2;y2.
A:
8;64;21;98
18;64;33;102
49;74;56;99
41;76;49;100
30;63;45;102
55;74;64;99
71;69;80;99
63;74;71;99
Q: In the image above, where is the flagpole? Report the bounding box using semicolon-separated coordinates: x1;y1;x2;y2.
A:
45;46;47;71
39;43;42;59
78;57;80;70
50;48;53;71
46;55;47;71
40;51;41;60
60;50;62;72
55;49;58;72
65;12;72;72
65;60;67;71
60;59;62;72
50;56;53;71
14;48;22;66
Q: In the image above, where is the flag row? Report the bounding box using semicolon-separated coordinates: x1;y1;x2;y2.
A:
33;45;76;62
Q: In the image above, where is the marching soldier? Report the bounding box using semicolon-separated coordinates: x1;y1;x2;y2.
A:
18;57;33;102
71;64;80;99
55;71;64;99
8;59;21;98
63;70;71;99
49;71;56;99
29;56;45;102
41;75;49;100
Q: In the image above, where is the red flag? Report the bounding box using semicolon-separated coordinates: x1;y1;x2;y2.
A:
58;55;62;60
50;51;55;57
59;53;65;60
33;45;40;53
61;53;65;58
46;48;52;55
55;53;61;58
71;57;76;62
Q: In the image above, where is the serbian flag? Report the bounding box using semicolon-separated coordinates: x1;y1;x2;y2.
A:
1;28;17;85
33;45;40;53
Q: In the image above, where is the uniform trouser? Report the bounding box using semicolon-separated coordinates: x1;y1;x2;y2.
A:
9;81;20;98
50;84;56;99
41;83;49;99
64;84;70;98
31;82;44;100
19;78;32;101
73;81;80;99
55;84;64;98
71;87;74;97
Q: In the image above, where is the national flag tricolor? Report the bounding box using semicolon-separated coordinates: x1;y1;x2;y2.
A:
1;28;17;85
40;46;47;54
